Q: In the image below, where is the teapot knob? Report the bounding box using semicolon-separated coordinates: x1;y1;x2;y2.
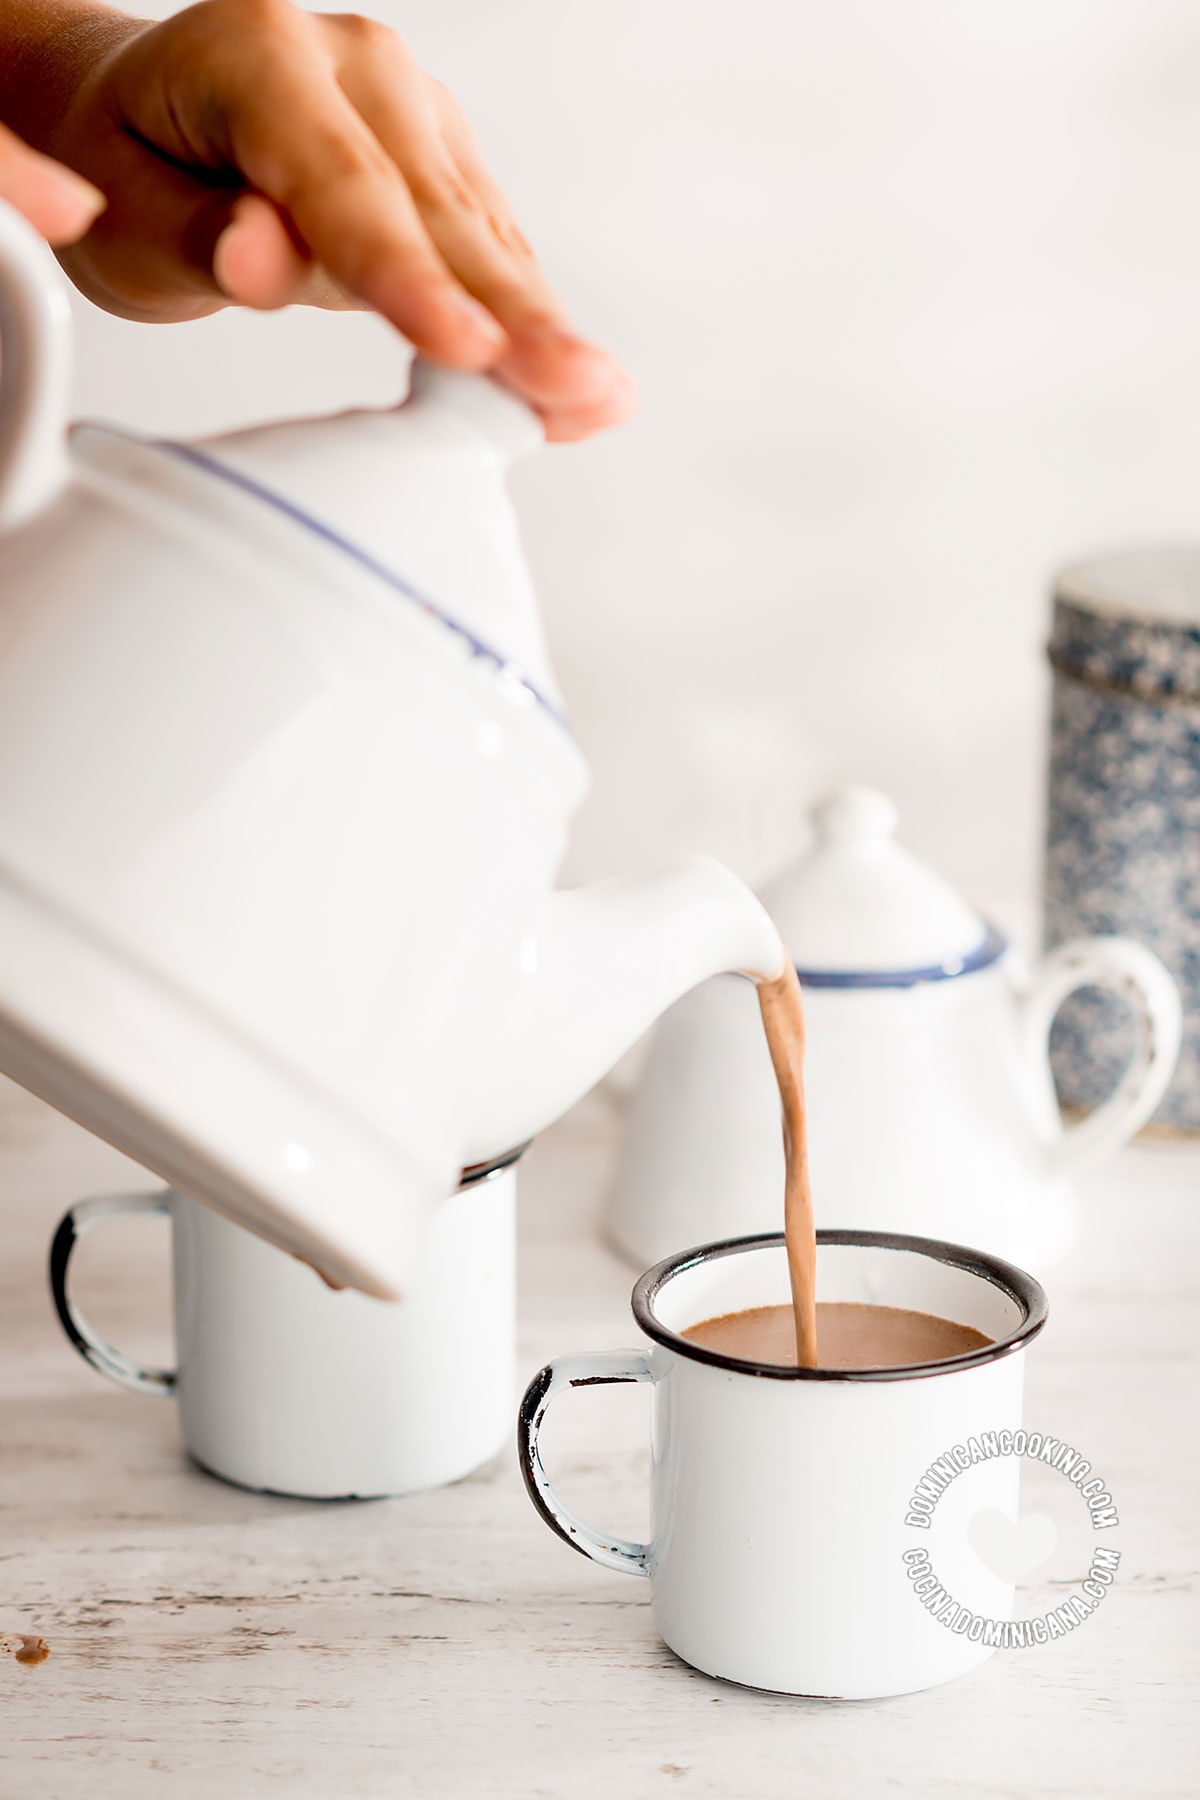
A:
407;359;544;460
811;785;900;847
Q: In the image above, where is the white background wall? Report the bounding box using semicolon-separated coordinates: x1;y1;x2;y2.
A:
67;0;1200;911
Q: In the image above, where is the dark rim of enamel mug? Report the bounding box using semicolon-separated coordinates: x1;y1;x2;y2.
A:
631;1228;1049;1382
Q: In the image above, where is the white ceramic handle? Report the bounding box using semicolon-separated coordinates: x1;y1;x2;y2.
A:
0;198;73;528
48;1191;176;1396
1022;936;1182;1179
518;1351;653;1577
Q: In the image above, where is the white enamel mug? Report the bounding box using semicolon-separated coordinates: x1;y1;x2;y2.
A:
520;1230;1048;1700
50;1169;515;1498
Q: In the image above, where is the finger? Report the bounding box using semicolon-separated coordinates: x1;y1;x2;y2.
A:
213;192;309;306
494;322;634;414
336;57;632;425
337;59;560;340
515;368;640;444
433;86;637;423
0;123;106;246
215;43;507;363
214;193;366;310
428;86;558;308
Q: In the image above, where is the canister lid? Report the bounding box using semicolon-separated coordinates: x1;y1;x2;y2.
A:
758;786;995;981
1051;547;1200;705
1056;546;1200;626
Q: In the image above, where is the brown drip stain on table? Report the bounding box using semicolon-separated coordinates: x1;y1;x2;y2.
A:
4;1634;50;1667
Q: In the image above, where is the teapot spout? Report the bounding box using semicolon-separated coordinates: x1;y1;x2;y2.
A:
461;857;785;1164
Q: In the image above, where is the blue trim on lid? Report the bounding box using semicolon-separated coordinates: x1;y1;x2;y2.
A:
795;924;1007;989
153;438;571;734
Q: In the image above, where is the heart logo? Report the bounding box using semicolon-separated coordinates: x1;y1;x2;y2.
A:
968;1508;1058;1582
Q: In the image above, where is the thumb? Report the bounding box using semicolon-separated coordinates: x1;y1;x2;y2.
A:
0;122;106;246
213;192;364;312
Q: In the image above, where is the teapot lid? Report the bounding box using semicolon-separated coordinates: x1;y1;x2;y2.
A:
758;787;1000;983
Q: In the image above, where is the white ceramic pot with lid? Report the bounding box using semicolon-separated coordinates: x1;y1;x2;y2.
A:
0;199;786;1298
607;786;1182;1274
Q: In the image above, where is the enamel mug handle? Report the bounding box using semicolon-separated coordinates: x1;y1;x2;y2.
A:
518;1351;653;1577
1022;936;1182;1179
0;199;73;528
48;1192;176;1396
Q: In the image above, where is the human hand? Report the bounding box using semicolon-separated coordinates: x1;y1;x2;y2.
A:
0;119;105;246
44;0;635;441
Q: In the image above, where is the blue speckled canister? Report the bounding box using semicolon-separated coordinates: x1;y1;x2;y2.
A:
1045;548;1200;1131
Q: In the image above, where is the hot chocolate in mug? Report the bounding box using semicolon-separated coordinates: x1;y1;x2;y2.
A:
50;1169;515;1498
520;1230;1048;1700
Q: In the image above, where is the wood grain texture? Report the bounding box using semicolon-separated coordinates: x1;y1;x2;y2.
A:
0;1075;1196;1797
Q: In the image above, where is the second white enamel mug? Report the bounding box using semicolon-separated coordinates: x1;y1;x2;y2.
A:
50;1168;515;1499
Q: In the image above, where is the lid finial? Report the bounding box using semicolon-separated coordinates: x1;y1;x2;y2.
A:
758;784;989;975
812;785;899;847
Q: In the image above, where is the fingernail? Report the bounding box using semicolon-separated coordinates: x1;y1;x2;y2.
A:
603;367;640;415
531;326;628;400
527;319;603;354
212;226;236;295
447;289;508;349
45;159;106;220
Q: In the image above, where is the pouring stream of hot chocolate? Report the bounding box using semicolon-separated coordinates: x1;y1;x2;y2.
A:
756;961;818;1367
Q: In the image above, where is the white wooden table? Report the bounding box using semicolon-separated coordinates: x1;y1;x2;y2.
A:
1;1073;1196;1798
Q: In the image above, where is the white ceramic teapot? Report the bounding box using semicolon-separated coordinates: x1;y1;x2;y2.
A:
608;786;1182;1275
0;200;785;1297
